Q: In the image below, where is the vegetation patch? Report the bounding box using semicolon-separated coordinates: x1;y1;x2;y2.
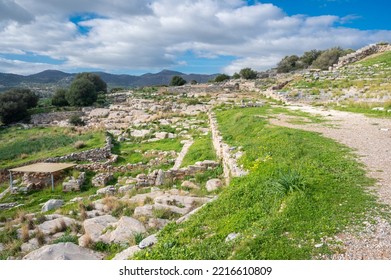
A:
0;126;106;169
135;106;379;260
181;133;216;167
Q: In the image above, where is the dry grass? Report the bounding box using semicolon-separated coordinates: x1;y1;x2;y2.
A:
74;140;86;149
20;224;30;243
35;229;45;246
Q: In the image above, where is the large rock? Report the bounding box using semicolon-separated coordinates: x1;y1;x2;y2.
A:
155;169;165;186
41;199;64;212
37;217;77;235
82;215;118;242
109;216;146;244
138;234;158;249
205;179;222;192
131;129;150;138
112;245;140;260
23;242;103;260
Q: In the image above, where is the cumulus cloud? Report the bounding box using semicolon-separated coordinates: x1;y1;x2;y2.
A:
0;0;390;74
0;0;34;28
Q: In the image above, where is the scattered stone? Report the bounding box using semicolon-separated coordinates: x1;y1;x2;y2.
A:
37;217;77;235
147;218;169;230
155;169;165;186
181;181;200;189
109;216;147;244
70;197;83;203
92;173;113;187
21;238;40;253
0;202;18;210
131;129;150;138
225;233;240;242
97;185;116;195
41;199;64;213
118;185;135;194
112;245;140;260
138;234;158;249
63;172;85;192
0;243;4;252
205;179;222;192
155;132;168;139
81;215;118;243
23;242;104;260
315;243;324;248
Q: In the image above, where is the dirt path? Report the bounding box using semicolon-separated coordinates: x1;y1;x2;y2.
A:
269;104;391;259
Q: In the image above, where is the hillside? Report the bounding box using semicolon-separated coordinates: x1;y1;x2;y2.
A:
0;69;217;95
270;49;391;114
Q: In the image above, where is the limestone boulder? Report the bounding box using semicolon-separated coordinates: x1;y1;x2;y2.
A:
23;242;104;260
206;179;222;192
109;216;146;244
82;215;118;242
37;216;77;235
41;199;64;212
112;245;140;260
138;234;158;249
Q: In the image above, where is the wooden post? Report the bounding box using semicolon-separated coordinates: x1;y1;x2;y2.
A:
51;173;54;192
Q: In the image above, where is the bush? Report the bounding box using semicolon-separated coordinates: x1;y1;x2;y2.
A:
214;74;230;82
69;115;85;126
74;140;86;149
239;68;257;80
75;73;107;94
311;47;353;70
170;76;187;86
276;55;300;73
52;89;69;107
66;78;97;106
0;89;39;124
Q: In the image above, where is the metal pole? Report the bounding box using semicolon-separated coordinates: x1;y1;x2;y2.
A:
9;171;13;190
51;173;54;192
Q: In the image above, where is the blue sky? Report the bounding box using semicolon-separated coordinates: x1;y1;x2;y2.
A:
0;0;390;75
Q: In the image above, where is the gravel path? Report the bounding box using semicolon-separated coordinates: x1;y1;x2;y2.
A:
269;104;391;259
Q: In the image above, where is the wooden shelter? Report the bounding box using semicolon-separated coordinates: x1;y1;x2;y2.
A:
9;163;76;191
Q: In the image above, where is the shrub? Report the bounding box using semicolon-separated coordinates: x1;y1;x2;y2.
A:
66;78;97;106
268;169;306;195
52;89;69;107
69;115;85;126
239;68;257;80
170;76;186;86
74;140;86;149
214;74;230;82
0;89;38;124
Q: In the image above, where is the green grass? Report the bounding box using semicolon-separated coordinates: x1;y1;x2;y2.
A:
358;51;391;67
134;106;380;260
329;101;391;118
181;133;216;167
113;138;183;166
0;126;106;169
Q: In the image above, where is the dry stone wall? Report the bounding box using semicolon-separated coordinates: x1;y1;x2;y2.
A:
335;43;391;69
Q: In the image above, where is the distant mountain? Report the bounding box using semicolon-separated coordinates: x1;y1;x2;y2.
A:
0;69;218;93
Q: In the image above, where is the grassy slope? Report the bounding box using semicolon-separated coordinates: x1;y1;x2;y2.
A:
135;106;379;260
0;126;106;169
181;133;216;167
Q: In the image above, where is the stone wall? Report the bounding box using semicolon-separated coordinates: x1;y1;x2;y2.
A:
335;43;391;69
45;136;114;163
30;111;83;126
208;111;248;185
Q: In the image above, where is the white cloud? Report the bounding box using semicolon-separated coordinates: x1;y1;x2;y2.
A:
0;0;390;74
